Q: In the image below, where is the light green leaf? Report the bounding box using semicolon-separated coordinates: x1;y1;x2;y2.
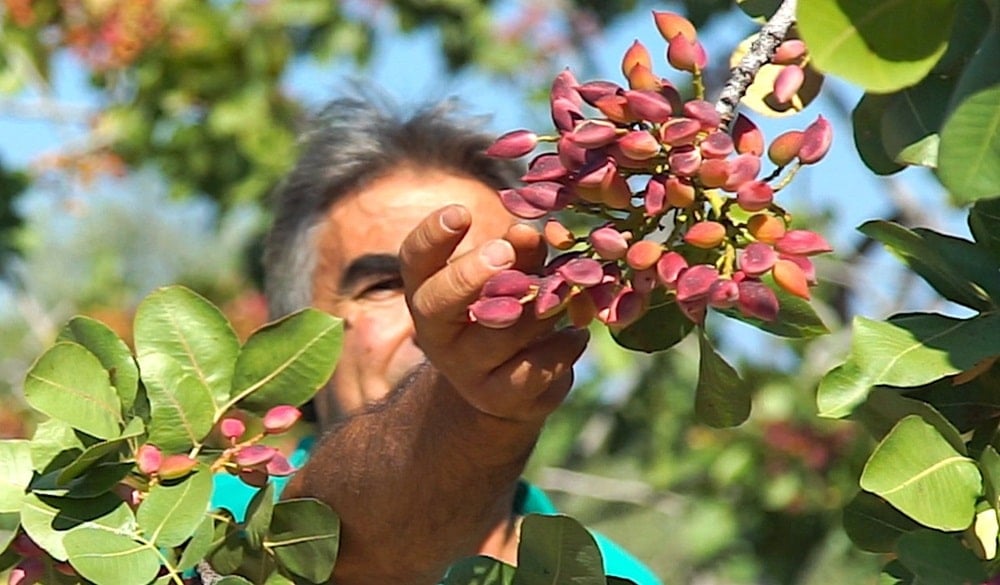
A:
859;220;1000;311
817;357;876;419
0;512;19;556
133;285;239;413
64;527;161;585
137;466;212;548
24;342;122;440
797;0;958;93
851;388;967;454
176;515;216;572
842;491;922;553
695;331;750;428
266;498;340;584
0;441;32;513
896;134;939;168
968;197;1000;262
59;315;139;412
230;309;342;411
512;515;604;585
20;492;134;561
444;556;516;585
613;292;695;352
939;84;1000;203
57;418;143;486
861;415;981;530
140;353;216;453
29;419;85;473
895;529;987;584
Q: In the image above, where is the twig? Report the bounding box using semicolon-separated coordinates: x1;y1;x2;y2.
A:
714;0;798;125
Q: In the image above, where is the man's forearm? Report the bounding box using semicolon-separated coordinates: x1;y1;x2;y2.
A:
282;363;543;584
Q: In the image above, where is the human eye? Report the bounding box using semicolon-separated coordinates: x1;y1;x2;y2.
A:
358;275;404;300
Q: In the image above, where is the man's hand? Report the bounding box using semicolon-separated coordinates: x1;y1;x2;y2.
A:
399;204;590;423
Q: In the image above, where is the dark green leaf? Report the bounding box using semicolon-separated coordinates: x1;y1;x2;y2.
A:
245;482;275;551
612;292;694;353
444;556;516;585
842;491;922;553
24;342;122;440
851;388;967;454
20;492;134;561
64;527;161;585
797;0;958;92
720;279;829;338
512;515;604;585
57;418;143;485
137;465;213;548
903;366;1000;433
980;446;1000;513
58;316;139;412
939;84;1000;203
141;352;217;453
895;529;987;584
217;578;254;585
231;309;343;411
881;75;954;168
695;331;750;428
0;440;32;513
29;419;84;473
854;93;907;175
737;0;782;18
861;415;981;530
969;196;1000;262
209;508;246;576
133;285;240;414
177;515;216;572
946;5;1000;112
267;498;340;583
58;462;134;499
0;512;18;559
859;220;1000;311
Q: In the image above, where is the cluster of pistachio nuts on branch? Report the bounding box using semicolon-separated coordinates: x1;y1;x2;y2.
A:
470;11;832;330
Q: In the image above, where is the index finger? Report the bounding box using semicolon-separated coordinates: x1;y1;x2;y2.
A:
399;205;472;289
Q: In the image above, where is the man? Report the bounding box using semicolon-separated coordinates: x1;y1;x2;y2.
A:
217;95;660;585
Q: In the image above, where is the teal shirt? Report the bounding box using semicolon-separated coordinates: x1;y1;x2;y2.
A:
212;437;661;585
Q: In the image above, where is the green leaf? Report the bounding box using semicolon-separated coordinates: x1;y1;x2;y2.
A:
946;5;1000;112
0;512;18;558
137;466;213;548
244;482;275;551
29;419;85;473
54;462;134;499
512;515;604;585
859;220;1000;311
720;280;829;338
842;491;922;553
969;196;1000;262
861;415;981;531
904;368;1000;432
140;352;217;453
208;509;245;576
217;578;254;585
444;556;516;585
266;498;340;584
797;0;958;93
176;515;215;572
895;529;987;584
980;446;1000;513
854;93;907;175
737;0;782;19
56;418;143;486
0;440;32;513
851;388;967;454
20;492;134;561
695;331;750;428
880;76;954;168
895;134;939;167
817;359;876;419
133;285;240;413
24;342;122;440
64;527;161;585
612;293;694;352
230;309;343;411
939;84;1000;203
58;315;139;412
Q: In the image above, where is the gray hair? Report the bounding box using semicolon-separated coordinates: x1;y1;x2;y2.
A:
262;95;522;319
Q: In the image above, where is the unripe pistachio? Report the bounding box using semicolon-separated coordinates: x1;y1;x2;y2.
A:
234;445;277;468
626;240;663;270
653;11;697;42
158;454;198;480
469;296;523;329
136;443;162;475
736;180;775;212
775;230;833;256
768;130;804;167
736;279;780;321
772;39;807;65
747;214;786;244
590;225;630;260
544;219;576;250
656;251;689;287
626;63;662;92
684;221;726;249
621;39;653;78
676;264;719;302
739;242;778;276
263;405;303;434
780;254;817;284
772;259;811;299
667;35;708;72
220;417;246;441
798;115;833;164
731;113;765;156
665;175;696;208
772;65;805;105
617;130;661;160
486;130;538;158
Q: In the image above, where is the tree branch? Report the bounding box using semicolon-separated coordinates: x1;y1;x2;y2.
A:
714;0;798;125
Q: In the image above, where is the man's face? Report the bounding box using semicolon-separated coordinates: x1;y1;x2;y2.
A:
310;168;518;421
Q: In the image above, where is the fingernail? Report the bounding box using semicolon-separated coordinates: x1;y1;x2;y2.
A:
482;240;515;268
440;206;466;233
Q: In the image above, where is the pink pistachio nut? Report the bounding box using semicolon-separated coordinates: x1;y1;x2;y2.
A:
136;443;163;476
656;251;689;287
220;417;246;441
468;296;523;329
679;298;708;324
723;153;761;192
774;230;833;256
594;93;636;125
684;221;726;249
482;269;534;298
234;444;278;468
652;11;697;42
590;225;630;260
624;90;674;123
158;454;198;480
631;268;659;294
621;40;653;78
768;130;804;167
731;113;765;157
659;117;701;147
772;65;805;105
617;130;661;160
238;467;269;488
736;180;775;212
8;558;44;585
708;279;740;309
667;35;708;72
262;405;303;434
626;240;663;271
676;264;719;302
668;145;702;177
683;99;721;131
486;129;538;159
577;80;621;106
557;134;589;170
498;188;547;220
534;276;572;318
11;534;45;559
780;253;816;283
556;257;605;288
265;453;297;477
522;153;569;183
739;242;778;277
644;175;667;216
569;120;620;149
737;279;780;321
699;131;734;159
798;115;833;164
550;68;582;107
605;288;647;329
551;97;584;134
773;259;811;299
698;158;729;189
665;175;696;208
772;39;807;65
518;181;573;212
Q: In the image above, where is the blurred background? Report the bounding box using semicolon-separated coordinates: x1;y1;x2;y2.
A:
0;1;974;583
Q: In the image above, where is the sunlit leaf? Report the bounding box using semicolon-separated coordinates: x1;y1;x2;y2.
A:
861;415;981;530
939;84;1000;203
64;527;160;585
695;330;750;428
29;419;85;473
134;285;240;413
230;309;342;411
512;515;604;585
817;359;874;418
20;492;134;561
797;0;958;93
980;446;1000;513
57;418;143;485
176;515;215;573
59;316;139;411
245;482;275;551
895;529;987;584
140;352;216;453
0;441;32;513
137;466;213;548
267;498;340;583
24;342;122;440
